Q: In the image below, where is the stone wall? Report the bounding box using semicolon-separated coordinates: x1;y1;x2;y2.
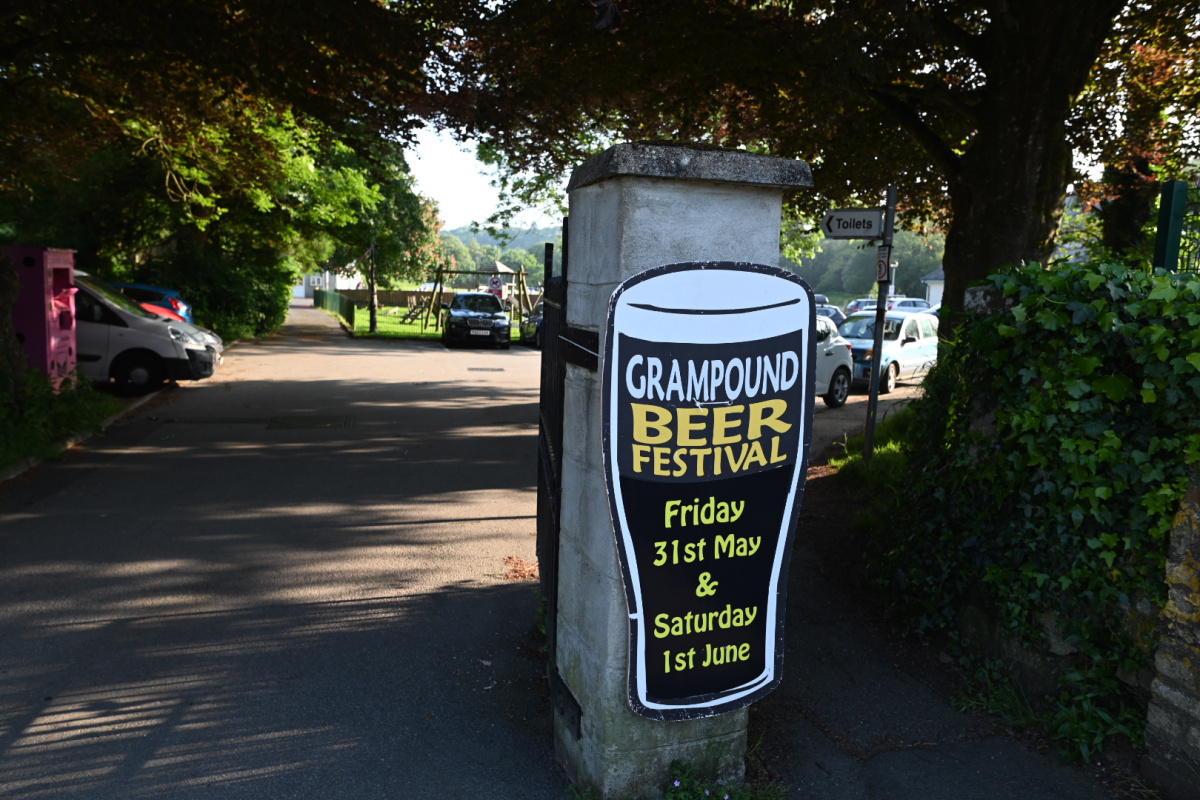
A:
1143;482;1200;800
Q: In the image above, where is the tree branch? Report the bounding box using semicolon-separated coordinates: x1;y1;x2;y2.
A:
928;10;987;71
866;87;963;183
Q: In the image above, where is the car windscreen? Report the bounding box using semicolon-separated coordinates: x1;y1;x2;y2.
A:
453;295;503;313
76;275;157;319
839;315;902;341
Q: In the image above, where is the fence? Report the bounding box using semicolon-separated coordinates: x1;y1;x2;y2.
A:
313;288;355;329
1155;181;1200;273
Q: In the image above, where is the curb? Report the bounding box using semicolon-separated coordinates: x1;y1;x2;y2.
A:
0;390;162;487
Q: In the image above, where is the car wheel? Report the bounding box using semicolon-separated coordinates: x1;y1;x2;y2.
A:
534;329;542;350
823;368;851;408
112;352;165;396
880;362;899;394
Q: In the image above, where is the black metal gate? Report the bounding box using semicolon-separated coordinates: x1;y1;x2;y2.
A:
536;219;598;738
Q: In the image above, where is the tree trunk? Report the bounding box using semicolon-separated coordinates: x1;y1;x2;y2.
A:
941;131;1072;320
938;0;1125;324
1098;158;1159;258
0;252;30;413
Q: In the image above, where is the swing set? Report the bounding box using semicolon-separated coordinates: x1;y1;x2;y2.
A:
417;264;542;332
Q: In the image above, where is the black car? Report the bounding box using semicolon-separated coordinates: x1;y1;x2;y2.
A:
816;304;846;326
441;292;512;348
520;302;544;348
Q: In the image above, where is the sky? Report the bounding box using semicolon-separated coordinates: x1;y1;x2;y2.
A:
405;128;561;231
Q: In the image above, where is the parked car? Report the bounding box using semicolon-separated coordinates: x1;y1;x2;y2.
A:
110;282;195;323
845;297;877;314
886;296;931;312
520;302;545;348
139;302;185;321
815;304;846;327
74;271;223;394
814;314;853;407
441;292;512;348
838;310;939;393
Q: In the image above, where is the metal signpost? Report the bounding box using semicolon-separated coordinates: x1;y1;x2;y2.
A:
863;187;898;459
818;192;897;459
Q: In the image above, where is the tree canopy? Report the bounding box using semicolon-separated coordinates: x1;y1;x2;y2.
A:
442;0;1200;316
0;0;458;353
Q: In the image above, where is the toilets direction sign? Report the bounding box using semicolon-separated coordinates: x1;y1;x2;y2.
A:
602;262;816;721
821;209;883;239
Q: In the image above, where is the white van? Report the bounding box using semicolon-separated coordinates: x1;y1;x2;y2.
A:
73;271;223;394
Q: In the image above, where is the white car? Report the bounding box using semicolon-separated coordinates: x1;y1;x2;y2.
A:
838;310;939;393
74;271;223;394
814;314;853;408
886;296;932;312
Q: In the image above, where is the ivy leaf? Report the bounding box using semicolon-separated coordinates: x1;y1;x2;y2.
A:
1186;352;1200;373
1092;375;1132;402
1065;380;1090;399
1148;282;1179;302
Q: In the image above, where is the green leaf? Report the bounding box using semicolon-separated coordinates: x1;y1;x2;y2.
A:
1091;375;1132;402
1072;356;1103;376
1148;282;1179;302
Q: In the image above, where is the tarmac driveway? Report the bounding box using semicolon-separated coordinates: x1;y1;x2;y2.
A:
0;304;565;799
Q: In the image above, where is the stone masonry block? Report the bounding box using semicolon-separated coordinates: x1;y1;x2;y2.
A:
566;178;784;290
1148;695;1186;740
558;463;622;584
1143;728;1200;800
1156;644;1200;694
557;612;628;713
566;280;623;331
562;367;602;464
555;547;628;668
1153;679;1200;717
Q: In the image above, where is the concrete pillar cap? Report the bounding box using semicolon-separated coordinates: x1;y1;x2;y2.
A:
566;141;814;193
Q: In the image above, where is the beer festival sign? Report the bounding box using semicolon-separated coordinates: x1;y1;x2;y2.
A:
602;262;816;721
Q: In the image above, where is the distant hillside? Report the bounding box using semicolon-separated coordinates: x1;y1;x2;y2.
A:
445;224;562;250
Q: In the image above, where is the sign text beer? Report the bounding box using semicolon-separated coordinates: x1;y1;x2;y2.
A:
602;262;816;721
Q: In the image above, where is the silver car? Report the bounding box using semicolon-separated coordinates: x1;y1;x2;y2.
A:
838;311;939;393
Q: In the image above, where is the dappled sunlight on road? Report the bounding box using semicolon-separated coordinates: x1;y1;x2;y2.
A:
0;304;564;798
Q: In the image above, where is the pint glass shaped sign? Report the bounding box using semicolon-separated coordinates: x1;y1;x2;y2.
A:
602;262;815;721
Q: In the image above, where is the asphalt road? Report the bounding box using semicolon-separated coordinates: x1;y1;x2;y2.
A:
0;304;562;799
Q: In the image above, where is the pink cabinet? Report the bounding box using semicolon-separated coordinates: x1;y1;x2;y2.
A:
5;247;77;389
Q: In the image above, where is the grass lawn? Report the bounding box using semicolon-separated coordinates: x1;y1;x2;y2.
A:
347;304;536;344
351;307;443;339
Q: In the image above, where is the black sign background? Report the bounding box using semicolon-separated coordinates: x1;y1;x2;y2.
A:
602;262;816;721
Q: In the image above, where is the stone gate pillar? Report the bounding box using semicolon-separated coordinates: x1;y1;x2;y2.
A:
553;142;812;798
1144;480;1200;800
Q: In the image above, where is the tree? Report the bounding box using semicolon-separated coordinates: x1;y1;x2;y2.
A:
1073;6;1200;258
442;0;1196;320
321;135;445;332
0;0;458;395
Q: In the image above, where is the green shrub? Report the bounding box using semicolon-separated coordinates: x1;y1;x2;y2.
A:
0;369;121;472
143;249;298;340
871;260;1200;756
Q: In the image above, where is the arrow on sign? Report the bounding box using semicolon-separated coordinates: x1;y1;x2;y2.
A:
821;209;884;239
